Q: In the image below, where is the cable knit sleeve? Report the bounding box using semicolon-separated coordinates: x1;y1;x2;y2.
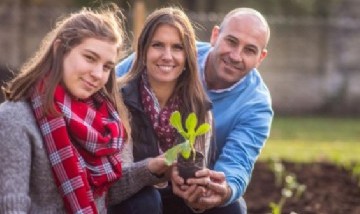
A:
107;158;166;205
0;102;32;214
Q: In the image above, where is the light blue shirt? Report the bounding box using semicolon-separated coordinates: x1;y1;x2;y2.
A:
115;41;273;205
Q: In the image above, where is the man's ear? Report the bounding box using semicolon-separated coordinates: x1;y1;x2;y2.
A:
260;49;268;61
256;49;268;67
210;26;220;46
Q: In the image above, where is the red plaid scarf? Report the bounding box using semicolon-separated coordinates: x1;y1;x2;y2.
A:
140;73;180;152
30;84;126;214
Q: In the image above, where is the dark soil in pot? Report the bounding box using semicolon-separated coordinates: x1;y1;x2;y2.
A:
177;151;205;181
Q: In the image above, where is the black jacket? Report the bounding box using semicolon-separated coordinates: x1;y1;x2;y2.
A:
122;77;160;162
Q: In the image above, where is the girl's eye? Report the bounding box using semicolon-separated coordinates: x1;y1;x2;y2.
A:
84;54;95;62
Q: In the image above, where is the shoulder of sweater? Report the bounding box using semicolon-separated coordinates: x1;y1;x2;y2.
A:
0;101;37;128
196;41;211;55
249;69;271;95
245;69;269;90
0;101;33;118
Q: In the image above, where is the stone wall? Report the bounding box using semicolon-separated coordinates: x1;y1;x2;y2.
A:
1;0;359;116
0;1;71;68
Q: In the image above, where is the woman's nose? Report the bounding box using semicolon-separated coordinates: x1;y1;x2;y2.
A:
161;47;172;60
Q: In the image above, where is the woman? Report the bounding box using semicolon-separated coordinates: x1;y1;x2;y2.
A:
0;5;130;214
108;7;215;214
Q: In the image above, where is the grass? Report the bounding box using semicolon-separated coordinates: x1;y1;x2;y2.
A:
259;116;360;164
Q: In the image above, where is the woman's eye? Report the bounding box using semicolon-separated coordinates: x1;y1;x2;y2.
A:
151;43;162;48
103;65;113;72
173;44;184;51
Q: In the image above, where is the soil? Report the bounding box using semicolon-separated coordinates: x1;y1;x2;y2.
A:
178;151;204;181
244;161;360;214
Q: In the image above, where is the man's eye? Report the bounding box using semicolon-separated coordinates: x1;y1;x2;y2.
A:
226;38;237;46
245;47;257;55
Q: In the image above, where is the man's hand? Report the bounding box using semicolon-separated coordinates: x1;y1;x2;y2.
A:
186;170;232;210
171;165;209;209
171;166;232;211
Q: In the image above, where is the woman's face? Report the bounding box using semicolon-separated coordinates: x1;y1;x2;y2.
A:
62;38;117;99
145;24;186;88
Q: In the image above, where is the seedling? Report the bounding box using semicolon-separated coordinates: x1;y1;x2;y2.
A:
343;162;360;187
269;158;285;187
350;163;360;187
164;111;211;165
268;161;306;214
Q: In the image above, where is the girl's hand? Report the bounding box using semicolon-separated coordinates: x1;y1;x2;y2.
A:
147;155;170;177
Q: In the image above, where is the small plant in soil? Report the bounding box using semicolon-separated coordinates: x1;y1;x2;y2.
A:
269;164;306;214
164;111;211;180
269;158;285;187
344;162;360;187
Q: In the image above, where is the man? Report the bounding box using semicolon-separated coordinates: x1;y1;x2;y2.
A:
168;8;272;213
115;7;273;214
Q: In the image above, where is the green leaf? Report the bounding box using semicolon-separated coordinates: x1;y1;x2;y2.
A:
195;123;211;136
170;111;188;139
180;143;192;159
164;142;186;165
185;112;197;133
167;112;210;161
170;111;183;131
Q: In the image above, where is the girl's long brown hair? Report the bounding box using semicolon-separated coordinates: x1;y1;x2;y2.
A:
2;4;131;135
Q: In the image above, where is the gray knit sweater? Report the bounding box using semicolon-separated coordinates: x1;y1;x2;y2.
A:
0;101;163;214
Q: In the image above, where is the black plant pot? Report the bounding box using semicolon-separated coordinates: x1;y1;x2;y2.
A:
177;151;205;181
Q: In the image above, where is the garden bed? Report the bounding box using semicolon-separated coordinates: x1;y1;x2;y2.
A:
244;161;360;214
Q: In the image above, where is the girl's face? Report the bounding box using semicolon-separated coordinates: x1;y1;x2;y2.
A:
62;38;117;99
145;24;186;88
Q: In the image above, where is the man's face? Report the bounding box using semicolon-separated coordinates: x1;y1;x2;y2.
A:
207;14;268;89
